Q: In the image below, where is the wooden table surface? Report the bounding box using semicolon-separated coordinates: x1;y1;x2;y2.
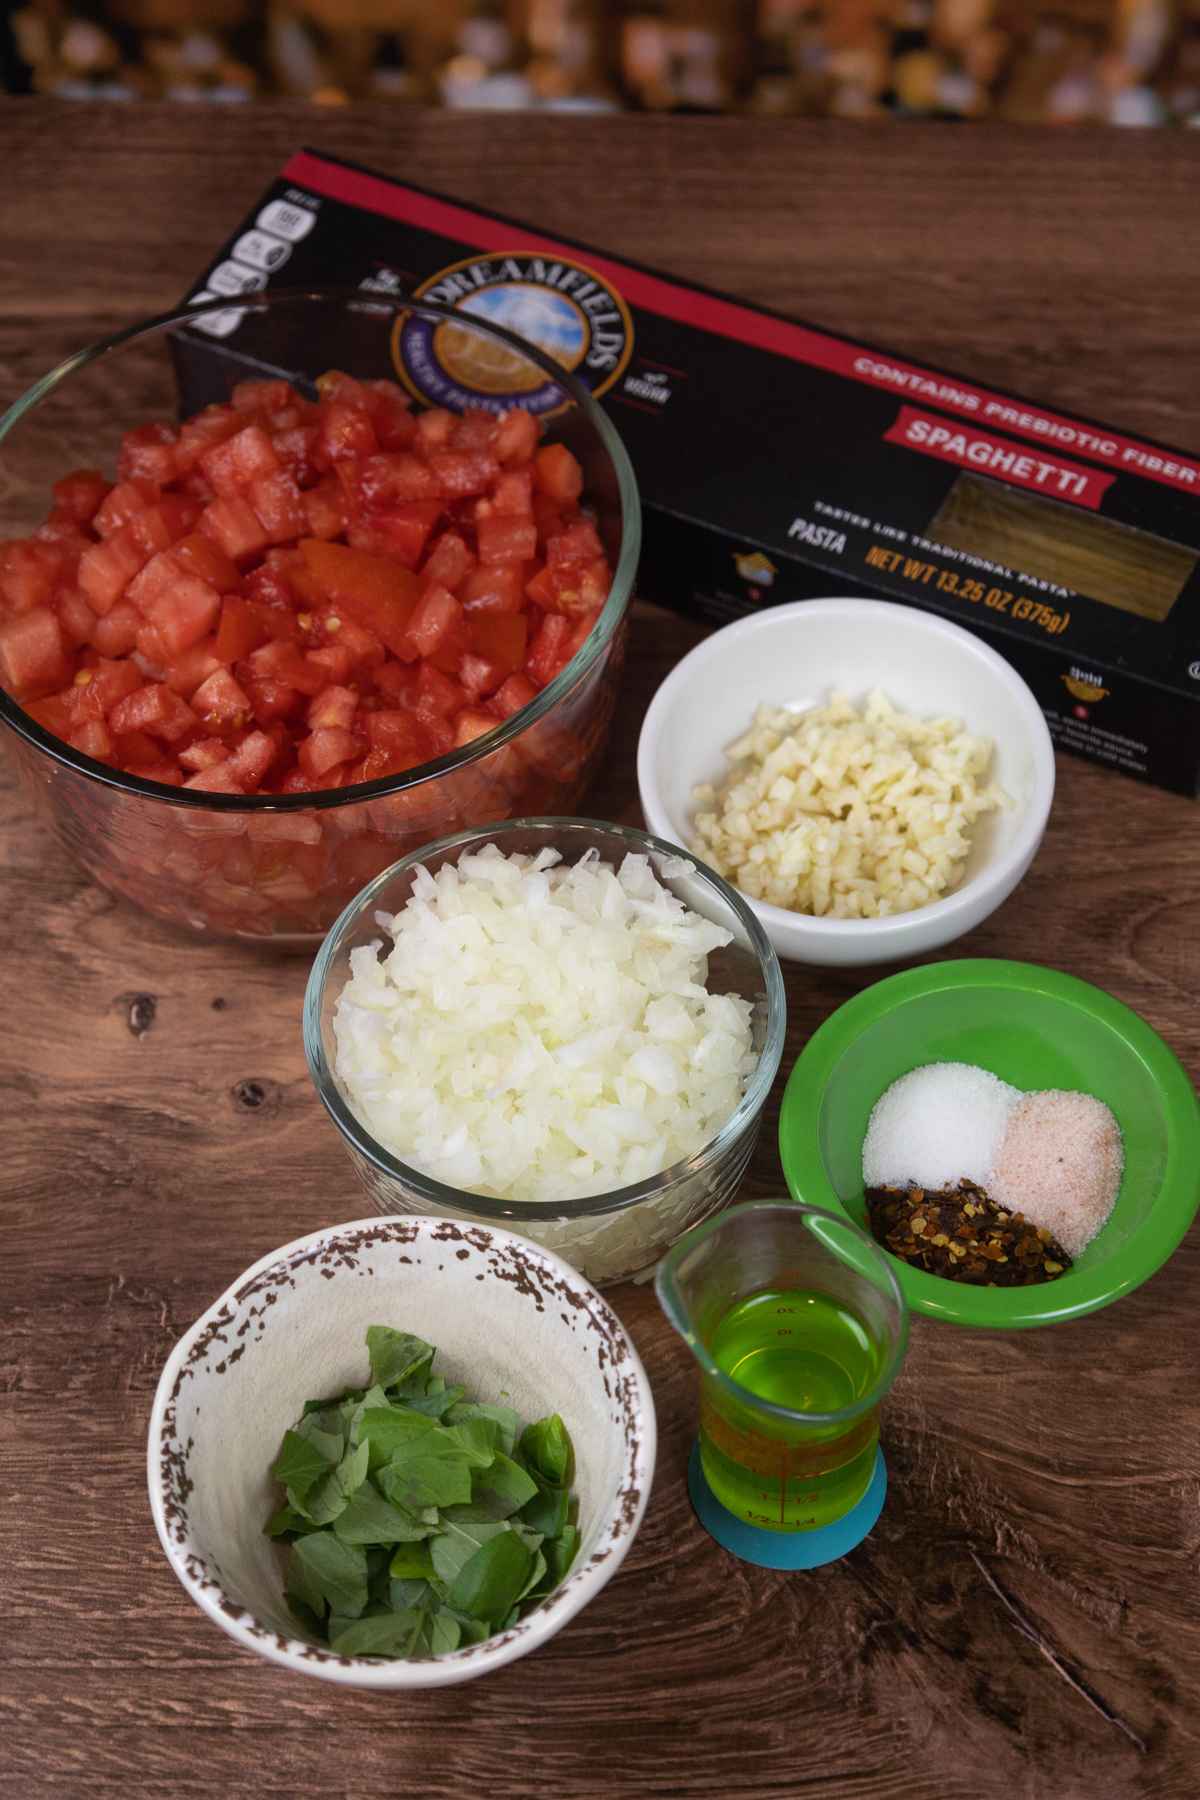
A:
3;102;1199;1800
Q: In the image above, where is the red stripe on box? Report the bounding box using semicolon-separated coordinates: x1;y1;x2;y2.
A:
882;405;1117;509
283;153;1200;499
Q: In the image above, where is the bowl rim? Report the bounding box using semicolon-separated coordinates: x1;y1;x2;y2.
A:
0;286;641;814
146;1212;658;1688
777;957;1200;1328
636;596;1057;945
302;814;787;1223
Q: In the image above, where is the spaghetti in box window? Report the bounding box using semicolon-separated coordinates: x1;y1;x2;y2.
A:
175;148;1200;797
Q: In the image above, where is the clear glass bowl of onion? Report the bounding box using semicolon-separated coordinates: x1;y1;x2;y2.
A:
303;817;786;1285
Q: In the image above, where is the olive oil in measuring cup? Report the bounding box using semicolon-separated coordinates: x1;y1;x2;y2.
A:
700;1287;886;1532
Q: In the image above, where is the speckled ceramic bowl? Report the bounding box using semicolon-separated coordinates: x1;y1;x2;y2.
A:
147;1216;656;1688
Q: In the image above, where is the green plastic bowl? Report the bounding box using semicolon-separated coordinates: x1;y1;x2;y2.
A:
778;959;1200;1328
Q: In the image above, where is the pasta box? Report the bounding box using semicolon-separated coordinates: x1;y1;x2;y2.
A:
175;148;1200;796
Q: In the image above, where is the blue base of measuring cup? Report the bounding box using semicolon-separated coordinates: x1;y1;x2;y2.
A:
687;1442;887;1570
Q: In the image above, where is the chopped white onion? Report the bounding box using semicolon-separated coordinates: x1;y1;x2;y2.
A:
332;844;757;1205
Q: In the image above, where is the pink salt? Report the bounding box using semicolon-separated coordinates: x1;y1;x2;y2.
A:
989;1090;1123;1258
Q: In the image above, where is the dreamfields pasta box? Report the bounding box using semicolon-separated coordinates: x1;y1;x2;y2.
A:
175;148;1200;796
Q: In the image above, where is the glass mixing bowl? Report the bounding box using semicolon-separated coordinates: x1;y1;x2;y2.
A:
303;818;787;1286
0;291;640;943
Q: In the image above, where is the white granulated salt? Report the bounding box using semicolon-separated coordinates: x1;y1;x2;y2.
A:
862;1061;1020;1193
990;1091;1123;1258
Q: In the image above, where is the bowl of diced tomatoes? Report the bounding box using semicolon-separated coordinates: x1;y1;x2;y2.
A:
0;290;640;942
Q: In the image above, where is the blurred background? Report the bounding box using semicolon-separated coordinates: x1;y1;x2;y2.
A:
3;0;1198;123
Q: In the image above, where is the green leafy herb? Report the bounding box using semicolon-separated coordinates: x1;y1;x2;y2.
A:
447;1530;535;1623
445;1452;538;1522
290;1533;368;1619
366;1327;435;1391
332;1481;434;1546
271;1428;339;1498
267;1325;580;1663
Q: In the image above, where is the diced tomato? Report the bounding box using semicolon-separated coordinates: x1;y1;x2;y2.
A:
461;562;525;615
299;539;419;657
299;726;359;779
179;737;232;772
415;662;468;718
117;423;179;487
526;613;575;687
358;453;441;507
477;517;538;566
134;621;170;672
198;496;270;562
57;588;99;649
0;369;612;828
320;616;385;673
0;607;71;699
244;675;301;727
540;556;610;617
68;717;116;763
305;643;355;685
361;501;443;570
163;638;222;698
226;728;277;788
52;470;109;526
1;541;66;613
416;409;455;453
320;402;377;465
231;378;295;415
77;529;148;614
64;657;142;721
451;410;499;452
534;443;584;502
524;563;556;609
491;672;538;718
138;760;185;787
249;470;305;544
109;682;197;743
245;639;325;696
420;531;475;594
365;383;418;451
141;575;221;657
363;710;427;762
308;685;358;731
191;666;252;731
113;729;160;766
183;762;244;794
94;479;161;539
175;406;242;473
89;601;141;658
302;478;346;541
453;708;499;748
495;409;539;465
468;610;527;674
458;653;505;700
400;584;465;665
127;497;202;560
200;424;281;498
547;520;605;566
429;451;499;499
172;533;240;594
491;468;534;517
271;424;320;484
214;597;262;663
24;693;73;737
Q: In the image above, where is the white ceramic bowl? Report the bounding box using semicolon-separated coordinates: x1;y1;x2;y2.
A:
637;598;1055;967
147;1216;656;1689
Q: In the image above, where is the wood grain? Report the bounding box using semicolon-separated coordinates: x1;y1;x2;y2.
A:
1;100;1199;1800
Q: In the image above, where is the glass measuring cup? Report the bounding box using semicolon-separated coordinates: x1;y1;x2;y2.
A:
657;1200;908;1536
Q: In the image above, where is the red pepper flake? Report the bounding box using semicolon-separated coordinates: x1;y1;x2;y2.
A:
865;1178;1073;1287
